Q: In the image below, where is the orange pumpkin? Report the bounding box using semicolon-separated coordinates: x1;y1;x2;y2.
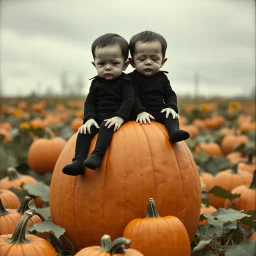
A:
221;134;249;155
50;121;201;250
0;168;43;208
0;167;37;189
123;198;191;256
199;170;215;190
28;137;66;173
249;232;256;242
0;197;41;235
0;210;57;256
208;163;252;208
0;189;20;209
224;170;256;211
0;128;12;143
195;143;223;157
70;118;83;132
199;204;217;226
75;234;144;256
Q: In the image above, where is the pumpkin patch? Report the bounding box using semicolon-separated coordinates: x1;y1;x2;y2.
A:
0;97;255;255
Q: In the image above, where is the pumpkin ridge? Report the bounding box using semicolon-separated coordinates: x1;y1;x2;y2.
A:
141;124;157;193
74;162;82;250
173;143;185;220
63;133;81;249
102;142;110;235
183;141;201;231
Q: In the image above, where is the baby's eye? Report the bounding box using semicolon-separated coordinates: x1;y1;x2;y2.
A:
98;62;104;66
138;58;145;61
113;62;120;65
152;57;159;61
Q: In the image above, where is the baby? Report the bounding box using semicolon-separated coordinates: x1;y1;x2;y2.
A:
63;33;134;175
128;30;190;143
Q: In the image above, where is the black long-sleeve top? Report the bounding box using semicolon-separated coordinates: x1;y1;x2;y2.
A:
128;70;178;116
83;73;135;124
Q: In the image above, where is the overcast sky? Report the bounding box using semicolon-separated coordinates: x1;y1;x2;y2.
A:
0;0;255;97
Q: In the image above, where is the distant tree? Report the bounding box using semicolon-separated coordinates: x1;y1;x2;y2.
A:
60;71;69;96
75;73;84;96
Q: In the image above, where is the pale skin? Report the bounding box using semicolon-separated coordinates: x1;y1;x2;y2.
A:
78;44;129;134
130;40;180;124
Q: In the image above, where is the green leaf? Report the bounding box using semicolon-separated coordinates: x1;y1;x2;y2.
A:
225;241;256;256
37;207;51;219
212;208;250;222
193;239;213;252
9;187;31;202
23;182;50;202
240;210;256;229
28;220;65;238
196;224;223;239
208;186;240;200
201;156;230;175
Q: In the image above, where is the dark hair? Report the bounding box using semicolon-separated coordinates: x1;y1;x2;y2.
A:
129;31;167;58
91;33;129;60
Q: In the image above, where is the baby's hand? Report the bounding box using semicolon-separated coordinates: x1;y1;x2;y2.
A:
161;108;180;119
136;112;155;124
78;119;99;134
104;116;124;131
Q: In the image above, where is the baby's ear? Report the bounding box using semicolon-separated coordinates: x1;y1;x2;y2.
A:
161;58;167;67
91;61;96;67
122;60;130;71
128;58;135;68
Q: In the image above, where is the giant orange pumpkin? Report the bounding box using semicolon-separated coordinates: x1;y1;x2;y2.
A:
50;121;201;250
28;137;66;173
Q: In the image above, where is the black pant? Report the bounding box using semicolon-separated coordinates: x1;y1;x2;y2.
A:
73;121;114;162
140;110;180;138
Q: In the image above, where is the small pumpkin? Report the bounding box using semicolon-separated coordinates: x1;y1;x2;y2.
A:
28;137;66;173
75;234;144;256
0;189;20;209
195;142;223;157
224;170;256;212
0;210;57;256
199;170;214;191
70;118;83;132
249;232;256;242
221;134;249;155
123;198;191;256
0;197;41;235
208;162;252;208
199;204;217;226
0;167;37;189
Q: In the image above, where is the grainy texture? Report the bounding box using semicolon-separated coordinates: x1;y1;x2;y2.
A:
50;121;201;250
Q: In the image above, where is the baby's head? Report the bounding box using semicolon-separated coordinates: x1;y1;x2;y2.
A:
129;31;167;76
91;33;129;80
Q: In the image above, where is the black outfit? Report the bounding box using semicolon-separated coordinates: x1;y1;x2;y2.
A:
62;73;135;175
128;70;190;143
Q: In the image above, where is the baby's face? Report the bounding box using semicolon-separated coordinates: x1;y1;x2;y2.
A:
132;40;166;76
93;44;126;80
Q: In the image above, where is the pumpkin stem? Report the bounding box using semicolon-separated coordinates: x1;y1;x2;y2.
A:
247;152;253;164
7;167;21;181
107;237;131;254
17;196;31;214
249;171;256;190
0;199;8;216
99;234;112;251
7;210;45;244
146;198;161;218
231;161;246;174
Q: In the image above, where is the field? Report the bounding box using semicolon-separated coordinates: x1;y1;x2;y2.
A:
0;95;255;256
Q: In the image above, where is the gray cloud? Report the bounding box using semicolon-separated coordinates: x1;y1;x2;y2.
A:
0;0;255;97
